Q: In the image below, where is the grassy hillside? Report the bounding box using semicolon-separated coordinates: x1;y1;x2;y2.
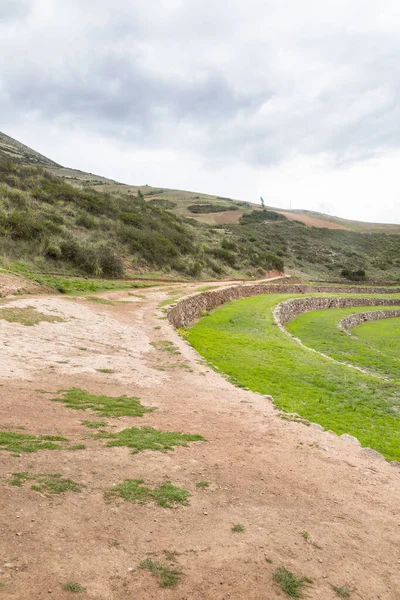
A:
1;130;400;282
0;160;283;279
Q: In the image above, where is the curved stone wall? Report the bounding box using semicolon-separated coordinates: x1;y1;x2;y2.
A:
167;283;400;328
275;297;400;327
340;309;400;332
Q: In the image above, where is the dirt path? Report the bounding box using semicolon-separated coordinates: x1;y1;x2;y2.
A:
0;283;399;599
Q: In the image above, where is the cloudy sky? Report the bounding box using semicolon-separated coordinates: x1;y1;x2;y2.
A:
1;0;400;223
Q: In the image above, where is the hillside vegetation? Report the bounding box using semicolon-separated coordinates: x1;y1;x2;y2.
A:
1;130;400;282
0;160;283;279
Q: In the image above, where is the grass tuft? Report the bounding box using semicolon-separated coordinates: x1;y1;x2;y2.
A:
0;430;71;453
81;420;108;429
94;426;206;454
105;479;190;508
10;472;81;494
52;388;155;417
0;307;64;326
139;559;182;588
231;524;245;533
63;581;86;593
273;567;312;598
151;340;181;354
332;584;352;599
196;480;210;488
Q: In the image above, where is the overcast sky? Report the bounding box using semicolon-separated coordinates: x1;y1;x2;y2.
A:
1;0;400;223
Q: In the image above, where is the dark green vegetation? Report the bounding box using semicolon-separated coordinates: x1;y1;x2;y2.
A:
187;294;400;460
0;307;64;326
187;203;238;213
231;524;245;533
105;478;190;508
273;567;312;598
81;420;108;429
0;430;72;453
10;472;81;494
52;388;155;417
287;307;400;380
139;559;182;588
195;480;210;488
353;317;400;360
93;426;206;454
63;581;86;593
0;159;282;280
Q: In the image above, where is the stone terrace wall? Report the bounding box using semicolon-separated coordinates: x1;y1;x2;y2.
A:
167;283;400;328
340;309;400;331
276;297;400;326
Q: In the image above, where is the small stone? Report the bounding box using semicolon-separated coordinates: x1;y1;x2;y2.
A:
15;532;22;536
340;433;361;446
203;511;208;515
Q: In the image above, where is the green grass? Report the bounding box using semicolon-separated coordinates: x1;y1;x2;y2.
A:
231;524;245;533
27;272;157;295
287;306;400;380
84;296;114;305
150;340;181;354
93;426;206;454
0;307;64;326
332;585;352;599
353;317;400;360
10;472;81;494
187;294;400;461
139;559;182;587
52;388;155;417
81;419;108;429
273;567;312;598
196;480;210;488
96;368;114;374
105;478;190;508
0;430;71;453
63;581;86;593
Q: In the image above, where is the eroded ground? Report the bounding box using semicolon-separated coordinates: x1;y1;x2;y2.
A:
0;283;399;599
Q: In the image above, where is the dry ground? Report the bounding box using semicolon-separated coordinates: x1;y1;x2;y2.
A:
0;281;399;599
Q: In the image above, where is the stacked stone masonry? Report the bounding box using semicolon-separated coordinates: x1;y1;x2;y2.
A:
168;283;400;328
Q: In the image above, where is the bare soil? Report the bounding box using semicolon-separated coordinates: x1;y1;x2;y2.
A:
0;281;399;599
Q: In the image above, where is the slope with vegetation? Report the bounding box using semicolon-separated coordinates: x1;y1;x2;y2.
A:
1;130;400;283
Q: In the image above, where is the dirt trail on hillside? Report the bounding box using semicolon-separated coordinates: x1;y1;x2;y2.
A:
0;283;399;599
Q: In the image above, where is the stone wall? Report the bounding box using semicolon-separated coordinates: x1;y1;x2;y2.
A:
275;297;400;327
167;283;400;328
340;309;400;332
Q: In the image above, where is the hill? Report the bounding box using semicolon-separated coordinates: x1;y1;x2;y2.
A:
1;130;400;282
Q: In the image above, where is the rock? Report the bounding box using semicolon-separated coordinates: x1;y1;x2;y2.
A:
310;423;325;431
340;434;361;446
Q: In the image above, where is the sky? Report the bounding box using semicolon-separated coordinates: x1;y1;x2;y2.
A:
1;0;400;223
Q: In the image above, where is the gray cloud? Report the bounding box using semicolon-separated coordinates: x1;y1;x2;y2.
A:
2;0;400;222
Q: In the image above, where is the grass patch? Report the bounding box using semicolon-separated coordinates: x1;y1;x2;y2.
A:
332;585;352;599
187;294;400;461
97;368;114;374
139;559;182;588
81;419;108;429
94;426;206;454
84;296;114;305
63;581;86;593
287;305;400;380
231;524;245;533
53;388;155;417
273;567;312;598
159;298;179;308
196;480;209;488
0;307;64;326
105;479;190;508
10;472;81;494
353;317;400;361
150;340;181;354
0;430;70;453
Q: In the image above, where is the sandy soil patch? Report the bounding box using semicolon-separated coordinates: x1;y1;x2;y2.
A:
0;284;398;599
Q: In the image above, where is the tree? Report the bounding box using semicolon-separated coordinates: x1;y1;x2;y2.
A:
260;196;265;209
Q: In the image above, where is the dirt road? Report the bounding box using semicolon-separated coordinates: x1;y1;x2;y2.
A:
0;283;399;599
